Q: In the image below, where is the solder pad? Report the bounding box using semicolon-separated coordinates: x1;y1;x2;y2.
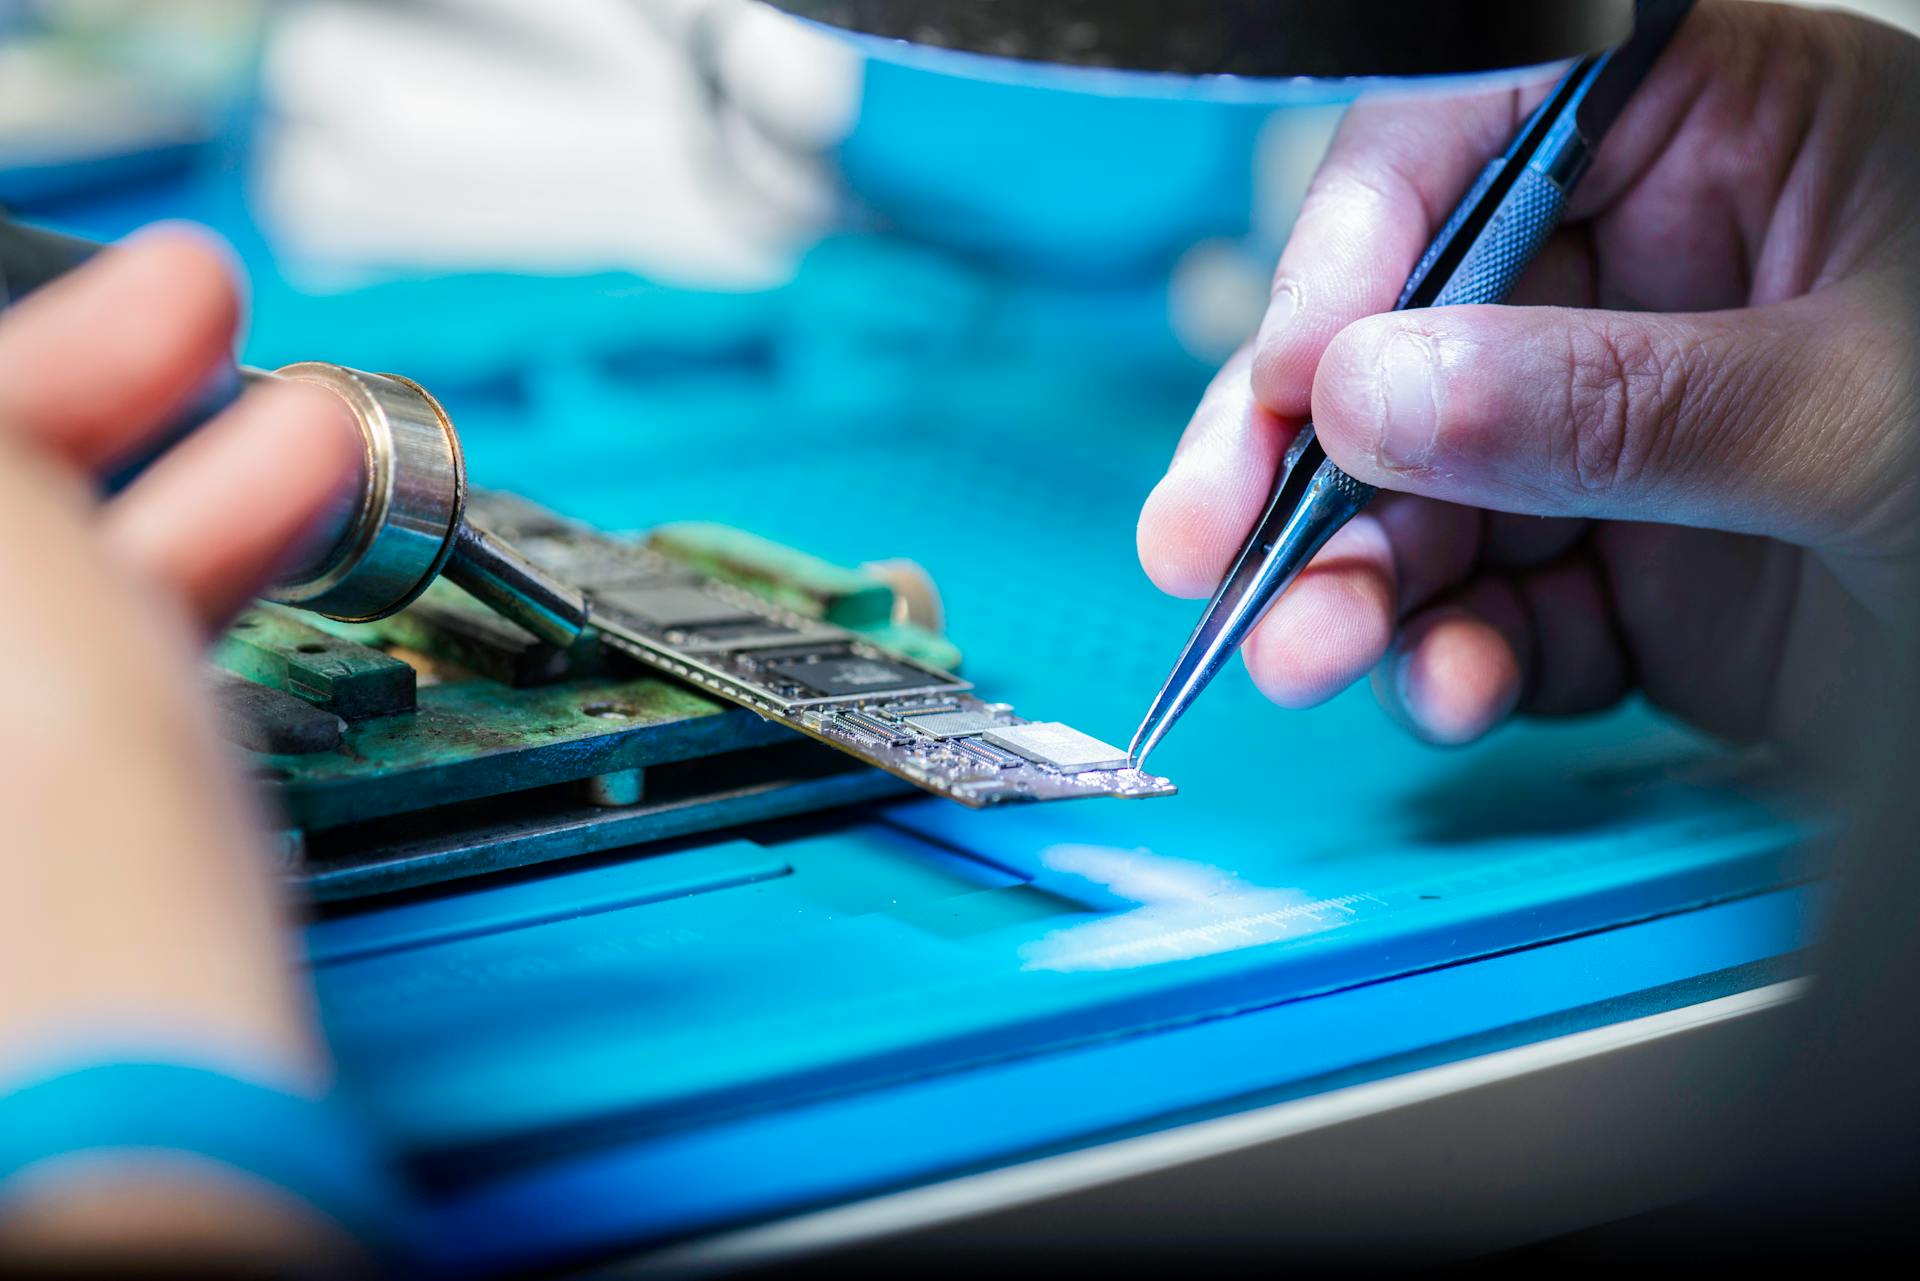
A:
469;493;1176;807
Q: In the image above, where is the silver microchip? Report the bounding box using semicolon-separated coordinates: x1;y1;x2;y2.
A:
981;722;1131;773
901;709;1003;739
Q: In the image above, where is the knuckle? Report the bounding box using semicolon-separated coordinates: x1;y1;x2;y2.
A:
1297;158;1435;261
1560;319;1690;499
1313;165;1399;219
1821;296;1920;552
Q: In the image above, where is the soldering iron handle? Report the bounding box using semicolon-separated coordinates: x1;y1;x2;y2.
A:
0;219;98;304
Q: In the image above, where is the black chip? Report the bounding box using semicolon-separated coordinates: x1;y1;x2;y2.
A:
674;620;801;644
767;655;947;698
595;583;760;629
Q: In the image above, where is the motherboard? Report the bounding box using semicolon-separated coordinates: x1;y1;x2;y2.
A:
477;494;1177;807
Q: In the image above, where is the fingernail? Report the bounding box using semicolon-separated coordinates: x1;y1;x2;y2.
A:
1256;280;1300;354
1370;650;1420;737
1268;279;1300;326
1377;331;1439;470
1388;645;1418;719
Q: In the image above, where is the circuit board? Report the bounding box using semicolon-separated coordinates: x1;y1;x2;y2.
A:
473;493;1176;807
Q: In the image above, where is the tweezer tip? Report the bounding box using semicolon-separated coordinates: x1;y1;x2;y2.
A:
1126;721;1156;773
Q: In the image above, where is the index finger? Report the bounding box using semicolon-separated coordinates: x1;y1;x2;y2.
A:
0;225;241;474
1251;85;1538;420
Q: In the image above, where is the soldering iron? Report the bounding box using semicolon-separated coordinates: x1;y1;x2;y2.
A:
0;218;589;649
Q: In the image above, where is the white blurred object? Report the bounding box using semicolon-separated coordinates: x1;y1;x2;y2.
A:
1167;237;1271;362
1789;0;1920;30
1167;105;1341;362
0;1;257;183
254;0;862;290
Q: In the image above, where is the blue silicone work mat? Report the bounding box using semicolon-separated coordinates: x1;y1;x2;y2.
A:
410;886;1814;1272
297;284;1819;1264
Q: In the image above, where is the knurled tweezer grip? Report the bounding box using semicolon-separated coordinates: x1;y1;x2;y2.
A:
1266;162;1575;564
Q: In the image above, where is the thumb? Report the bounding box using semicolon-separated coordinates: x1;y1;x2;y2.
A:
1310;289;1904;550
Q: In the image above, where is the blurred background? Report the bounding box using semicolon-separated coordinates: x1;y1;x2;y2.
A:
2;0;1917;778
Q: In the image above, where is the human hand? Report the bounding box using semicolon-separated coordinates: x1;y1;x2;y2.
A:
0;228;362;1261
1139;1;1920;751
